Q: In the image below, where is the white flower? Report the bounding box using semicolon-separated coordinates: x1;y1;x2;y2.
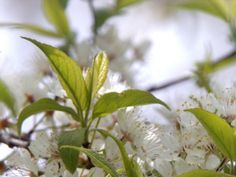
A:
174;159;195;176
105;137;122;169
6;148;38;176
29;131;77;177
0;53;50;110
184;148;206;166
38;75;66;99
99;72;128;94
154;159;173;177
205;154;221;170
116;108;161;160
178;112;212;149
181;85;236;125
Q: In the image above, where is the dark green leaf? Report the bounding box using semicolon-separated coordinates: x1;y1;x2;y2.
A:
61;145;119;177
23;38;88;113
93;89;170;118
59;0;70;9
43;0;71;36
17;98;79;135
0;23;63;38
95;9;115;30
178;169;235;177
187;108;236;160
58;128;85;173
0;79;16;116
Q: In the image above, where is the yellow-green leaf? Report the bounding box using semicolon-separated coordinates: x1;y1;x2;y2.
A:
178;169;235;177
178;0;229;22
86;52;109;99
23;37;88;113
187;108;236;160
93;89;170;118
43;0;70;36
92;52;109;95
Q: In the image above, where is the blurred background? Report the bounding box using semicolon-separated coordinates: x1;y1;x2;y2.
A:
0;0;236;120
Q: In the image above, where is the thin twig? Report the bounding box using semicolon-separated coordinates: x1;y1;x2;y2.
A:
146;50;236;92
147;75;191;92
0;132;28;148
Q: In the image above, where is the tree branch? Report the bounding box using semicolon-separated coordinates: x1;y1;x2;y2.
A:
0;132;29;148
147;50;236;92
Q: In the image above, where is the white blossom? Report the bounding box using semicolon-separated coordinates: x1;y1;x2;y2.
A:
6;148;38;176
29;131;78;177
116;109;162;160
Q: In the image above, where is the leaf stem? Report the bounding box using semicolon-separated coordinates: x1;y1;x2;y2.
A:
89;117;101;147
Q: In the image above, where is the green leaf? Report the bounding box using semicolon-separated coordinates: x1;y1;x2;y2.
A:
230;1;236;18
23;38;88;113
17;98;79;135
0;79;16;116
130;158;143;177
87;52;109;99
94;129;136;177
58;128;85;173
116;0;143;10
187;108;236;160
178;0;229;22
194;60;212;92
93;89;170;118
95;9;115;30
0;23;63;38
61;145;119;177
93;52;109;94
178;169;235;177
43;0;70;36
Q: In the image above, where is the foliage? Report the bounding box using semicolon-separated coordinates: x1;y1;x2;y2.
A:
2;0;236;177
